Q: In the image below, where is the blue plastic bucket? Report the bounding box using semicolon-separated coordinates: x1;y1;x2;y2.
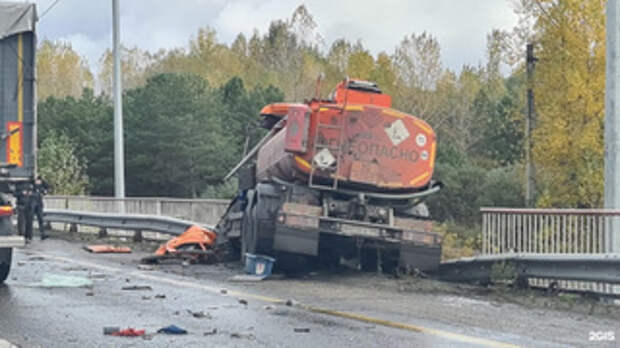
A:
244;253;276;277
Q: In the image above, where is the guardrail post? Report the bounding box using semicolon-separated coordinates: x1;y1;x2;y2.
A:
133;229;143;242
98;227;108;238
69;223;77;234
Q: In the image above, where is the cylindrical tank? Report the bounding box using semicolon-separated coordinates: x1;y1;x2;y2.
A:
256;83;436;193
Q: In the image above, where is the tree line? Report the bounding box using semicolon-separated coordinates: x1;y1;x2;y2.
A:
36;2;606;250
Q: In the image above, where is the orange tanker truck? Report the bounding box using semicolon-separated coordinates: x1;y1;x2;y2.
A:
218;78;442;273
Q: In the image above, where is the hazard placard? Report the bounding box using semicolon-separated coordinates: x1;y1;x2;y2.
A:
6;121;23;167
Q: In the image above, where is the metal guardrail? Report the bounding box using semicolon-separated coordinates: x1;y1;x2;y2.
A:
43;195;229;228
480;207;620;294
438;253;620;285
44;209;199;240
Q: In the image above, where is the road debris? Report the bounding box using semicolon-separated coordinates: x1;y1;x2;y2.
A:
141;296;151;300
285;299;298;307
103;327;120;335
228;274;268;282
137;264;154;271
187;310;211;319
87;272;106;279
263;305;274;310
27;256;45;261
230;332;255;340
157;325;188;335
85;291;94;296
141;225;217;264
36;274;93;288
203;328;217;336
238;299;248;306
154;294;166;299
121;285;152;291
84;245;132;253
220;289;228;294
109;328;145;337
16;261;25;266
294;328;311;333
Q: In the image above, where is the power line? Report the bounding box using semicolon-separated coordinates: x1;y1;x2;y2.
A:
39;0;61;20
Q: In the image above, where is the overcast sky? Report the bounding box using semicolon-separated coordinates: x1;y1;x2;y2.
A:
20;0;518;72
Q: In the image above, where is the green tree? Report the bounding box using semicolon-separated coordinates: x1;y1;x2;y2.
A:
38;89;114;194
38;132;89;195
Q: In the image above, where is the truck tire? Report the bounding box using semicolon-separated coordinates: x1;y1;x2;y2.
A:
0;247;11;283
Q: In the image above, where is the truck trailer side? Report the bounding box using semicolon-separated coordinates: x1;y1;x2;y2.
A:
0;2;37;283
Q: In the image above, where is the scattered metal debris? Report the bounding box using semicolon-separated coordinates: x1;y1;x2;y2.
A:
154;294;166;299
187;310;211;319
238;299;248;306
103;327;120;335
228;274;268;282
157;325;188;335
121;285;152;291
263;305;274;310
220;289;228;294
230;332;255;340
203;328;217;336
137;264;154;271
88;273;106;279
85;291;94;296
294;328;311;333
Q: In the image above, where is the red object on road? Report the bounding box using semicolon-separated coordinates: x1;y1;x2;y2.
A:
109;328;145;337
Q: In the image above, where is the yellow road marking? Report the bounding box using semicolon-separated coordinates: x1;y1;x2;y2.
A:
32;252;520;348
17;34;23;123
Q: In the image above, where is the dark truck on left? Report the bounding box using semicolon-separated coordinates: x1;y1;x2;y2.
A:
0;2;37;283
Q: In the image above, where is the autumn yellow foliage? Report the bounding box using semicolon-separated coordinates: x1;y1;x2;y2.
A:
529;0;606;208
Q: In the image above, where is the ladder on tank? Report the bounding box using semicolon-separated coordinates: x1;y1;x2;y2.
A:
308;112;347;191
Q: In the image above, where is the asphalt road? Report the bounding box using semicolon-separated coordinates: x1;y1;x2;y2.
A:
0;237;618;347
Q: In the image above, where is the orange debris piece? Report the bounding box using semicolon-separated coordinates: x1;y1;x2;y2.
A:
84;245;132;253
155;225;216;256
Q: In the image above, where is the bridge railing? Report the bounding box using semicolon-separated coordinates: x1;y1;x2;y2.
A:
481;207;619;293
481;208;617;255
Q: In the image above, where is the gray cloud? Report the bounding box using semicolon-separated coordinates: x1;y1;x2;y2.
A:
24;0;517;72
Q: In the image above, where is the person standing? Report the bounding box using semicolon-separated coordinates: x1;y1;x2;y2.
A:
31;176;49;240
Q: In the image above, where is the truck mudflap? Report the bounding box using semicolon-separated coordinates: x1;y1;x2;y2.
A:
273;203;442;271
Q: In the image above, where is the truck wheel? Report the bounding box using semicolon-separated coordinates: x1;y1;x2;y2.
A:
0;248;12;283
360;248;378;272
380;249;400;275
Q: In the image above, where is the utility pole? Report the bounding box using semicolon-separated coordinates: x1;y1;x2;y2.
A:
605;0;620;255
112;0;125;199
525;43;537;207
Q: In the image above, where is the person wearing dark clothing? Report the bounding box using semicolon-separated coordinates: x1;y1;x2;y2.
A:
31;177;49;240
